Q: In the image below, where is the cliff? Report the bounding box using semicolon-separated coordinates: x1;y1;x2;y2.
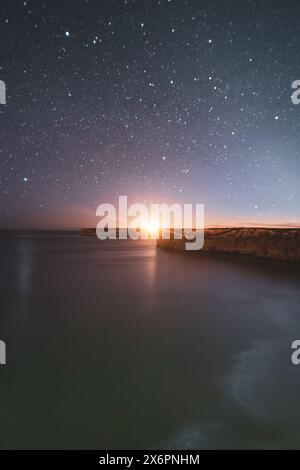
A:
80;227;300;261
157;228;300;261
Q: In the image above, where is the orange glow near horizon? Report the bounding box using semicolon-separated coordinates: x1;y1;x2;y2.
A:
142;219;160;238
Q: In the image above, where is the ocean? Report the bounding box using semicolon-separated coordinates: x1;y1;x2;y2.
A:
0;231;300;449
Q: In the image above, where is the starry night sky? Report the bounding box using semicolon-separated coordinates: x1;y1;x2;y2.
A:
0;0;299;229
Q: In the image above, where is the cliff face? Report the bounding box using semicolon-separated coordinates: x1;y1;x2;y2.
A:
157;228;300;261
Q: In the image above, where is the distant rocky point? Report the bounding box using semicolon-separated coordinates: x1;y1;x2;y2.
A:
80;228;97;236
80;227;300;261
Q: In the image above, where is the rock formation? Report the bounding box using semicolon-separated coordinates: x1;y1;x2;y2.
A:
157;228;300;261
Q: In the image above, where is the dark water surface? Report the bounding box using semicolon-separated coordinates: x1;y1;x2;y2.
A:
0;231;300;449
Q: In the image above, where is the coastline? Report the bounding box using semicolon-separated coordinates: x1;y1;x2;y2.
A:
157;227;300;262
81;227;300;261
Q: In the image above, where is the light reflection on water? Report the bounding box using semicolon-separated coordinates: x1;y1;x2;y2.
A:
17;237;33;295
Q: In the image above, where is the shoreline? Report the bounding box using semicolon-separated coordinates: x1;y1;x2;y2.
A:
157;227;300;262
81;227;300;262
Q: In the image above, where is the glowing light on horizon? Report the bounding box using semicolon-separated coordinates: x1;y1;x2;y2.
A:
142;219;160;238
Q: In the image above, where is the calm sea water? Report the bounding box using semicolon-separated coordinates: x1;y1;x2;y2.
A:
0;231;300;449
